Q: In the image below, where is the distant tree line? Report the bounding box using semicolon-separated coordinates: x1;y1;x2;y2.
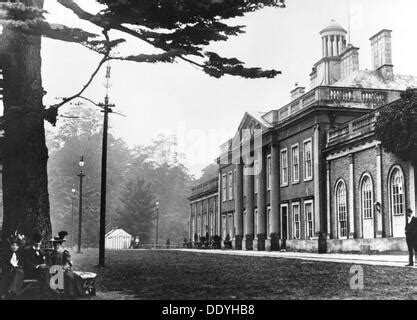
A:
46;105;199;247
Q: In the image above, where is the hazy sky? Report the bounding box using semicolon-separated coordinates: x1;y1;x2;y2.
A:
39;0;417;178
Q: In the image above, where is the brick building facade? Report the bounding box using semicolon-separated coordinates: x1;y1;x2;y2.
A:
189;21;417;253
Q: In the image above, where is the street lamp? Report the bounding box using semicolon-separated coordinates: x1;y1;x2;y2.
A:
155;200;160;247
71;187;76;248
77;156;85;254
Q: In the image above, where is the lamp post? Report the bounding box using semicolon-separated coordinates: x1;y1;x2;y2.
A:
77;156;85;254
155;200;160;247
71;187;76;248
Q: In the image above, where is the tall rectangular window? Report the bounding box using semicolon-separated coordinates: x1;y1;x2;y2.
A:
267;155;271;190
293;203;300;239
222;215;227;239
254;160;259;194
228;213;234;238
267;207;271;237
254;209;258;237
304;140;313;181
281;149;288;186
292;144;300;183
228;171;233;200
222;174;227;202
305;201;314;238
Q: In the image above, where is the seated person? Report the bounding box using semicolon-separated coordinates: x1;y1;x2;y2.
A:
23;232;50;292
48;231;89;298
0;233;25;299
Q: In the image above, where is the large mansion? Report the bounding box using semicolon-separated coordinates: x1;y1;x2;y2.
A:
188;20;417;253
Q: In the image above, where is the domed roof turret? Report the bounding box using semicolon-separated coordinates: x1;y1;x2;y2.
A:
320;20;347;35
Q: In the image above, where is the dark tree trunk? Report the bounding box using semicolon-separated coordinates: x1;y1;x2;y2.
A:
0;0;51;242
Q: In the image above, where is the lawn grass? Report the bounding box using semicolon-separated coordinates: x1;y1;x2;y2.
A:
72;249;417;300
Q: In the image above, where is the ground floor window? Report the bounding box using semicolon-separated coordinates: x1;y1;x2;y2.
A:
335;180;348;238
292;203;300;239
267;207;271;238
222;215;227;239
209;210;214;236
361;175;373;220
254;209;258;237
305;201;314;238
390;167;405;216
228;213;234;238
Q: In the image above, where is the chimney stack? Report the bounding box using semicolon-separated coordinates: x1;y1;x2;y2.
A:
340;45;359;79
370;29;393;80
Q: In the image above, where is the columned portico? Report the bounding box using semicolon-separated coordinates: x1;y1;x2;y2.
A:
266;142;280;251
254;148;266;251
243;163;254;251
348;154;356;238
326;161;332;238
313;125;322;236
375;145;383;237
233;163;244;250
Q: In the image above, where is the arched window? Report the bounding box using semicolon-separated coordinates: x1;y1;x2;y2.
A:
335;180;348;238
361;175;373;219
390;168;405;216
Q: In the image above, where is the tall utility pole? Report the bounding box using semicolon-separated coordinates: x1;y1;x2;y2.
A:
71;187;76;248
78;157;85;253
98;65;115;267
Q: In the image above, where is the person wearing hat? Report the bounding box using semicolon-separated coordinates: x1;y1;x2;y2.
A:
48;231;85;298
0;233;25;299
405;208;417;266
23;232;50;291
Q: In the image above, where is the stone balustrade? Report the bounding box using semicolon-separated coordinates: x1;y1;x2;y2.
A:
191;177;219;198
326;111;379;146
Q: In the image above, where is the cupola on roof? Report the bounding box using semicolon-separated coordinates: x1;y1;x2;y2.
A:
320;19;347;35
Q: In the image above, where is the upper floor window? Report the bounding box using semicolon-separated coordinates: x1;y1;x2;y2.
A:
222;174;227;202
228;171;233;201
390;168;405;216
281;148;288;186
304;139;313;181
254;160;259;194
361;175;373;219
267;155;271;190
292;144;300;183
335;180;348;238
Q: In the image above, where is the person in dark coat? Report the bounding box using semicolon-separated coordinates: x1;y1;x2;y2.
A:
23;232;50;290
48;231;85;298
0;233;25;299
405;208;417;266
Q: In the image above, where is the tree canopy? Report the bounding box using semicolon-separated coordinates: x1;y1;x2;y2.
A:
375;88;417;165
0;0;285;124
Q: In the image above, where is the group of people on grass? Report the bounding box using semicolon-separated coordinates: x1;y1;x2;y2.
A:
0;230;88;300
